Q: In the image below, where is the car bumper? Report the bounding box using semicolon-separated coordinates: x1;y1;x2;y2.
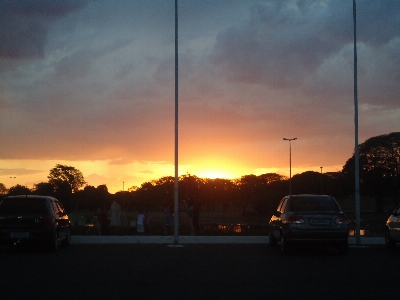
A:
0;229;54;244
284;228;348;243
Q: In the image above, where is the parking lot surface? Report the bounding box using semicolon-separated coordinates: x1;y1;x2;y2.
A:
0;240;397;300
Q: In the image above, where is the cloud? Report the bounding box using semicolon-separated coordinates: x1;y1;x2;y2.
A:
138;170;154;175
54;38;133;81
0;168;45;176
0;0;90;60
109;158;135;166
205;0;400;109
209;2;349;88
85;173;110;186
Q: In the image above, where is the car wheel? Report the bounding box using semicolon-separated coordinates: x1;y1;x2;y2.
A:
280;236;291;254
49;232;58;252
337;241;348;255
269;232;277;247
61;228;71;246
385;229;396;249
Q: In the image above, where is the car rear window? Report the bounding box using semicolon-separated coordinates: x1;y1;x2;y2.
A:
0;198;49;214
289;196;340;212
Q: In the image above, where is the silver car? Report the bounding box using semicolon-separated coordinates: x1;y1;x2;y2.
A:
269;194;349;254
385;204;400;248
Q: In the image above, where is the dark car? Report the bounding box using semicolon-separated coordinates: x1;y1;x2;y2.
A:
269;194;349;254
0;195;71;252
385;204;400;248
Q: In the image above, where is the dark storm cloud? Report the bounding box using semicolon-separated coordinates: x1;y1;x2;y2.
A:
210;1;350;88
0;0;89;59
356;0;400;46
54;38;132;81
210;0;400;93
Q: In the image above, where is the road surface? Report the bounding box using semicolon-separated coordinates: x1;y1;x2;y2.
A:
0;243;398;299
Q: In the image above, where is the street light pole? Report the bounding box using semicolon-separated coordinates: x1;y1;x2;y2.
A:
353;0;361;245
283;138;297;195
320;167;323;194
173;0;180;245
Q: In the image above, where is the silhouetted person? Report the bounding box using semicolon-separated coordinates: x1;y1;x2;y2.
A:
98;208;110;236
192;200;200;235
144;211;152;235
164;205;172;235
137;211;145;235
187;198;194;235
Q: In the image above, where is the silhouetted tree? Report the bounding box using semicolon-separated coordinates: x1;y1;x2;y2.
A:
54;181;73;210
342;132;400;211
7;184;31;196
0;183;6;195
33;182;55;196
254;173;288;215
48;164;86;193
258;173;287;184
47;164;86;210
74;184;111;211
292;171;324;195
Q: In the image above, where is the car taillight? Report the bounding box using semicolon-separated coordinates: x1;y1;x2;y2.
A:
335;216;349;224
288;215;305;224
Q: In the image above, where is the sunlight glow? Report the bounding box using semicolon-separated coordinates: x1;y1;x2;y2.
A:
195;169;237;179
187;157;248;180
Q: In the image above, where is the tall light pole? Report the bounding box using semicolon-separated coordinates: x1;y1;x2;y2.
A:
173;0;179;245
283;138;297;195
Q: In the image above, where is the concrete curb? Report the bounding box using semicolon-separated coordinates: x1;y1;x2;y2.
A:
71;235;385;245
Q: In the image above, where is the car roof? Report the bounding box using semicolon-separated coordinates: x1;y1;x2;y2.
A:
5;195;57;201
289;194;332;198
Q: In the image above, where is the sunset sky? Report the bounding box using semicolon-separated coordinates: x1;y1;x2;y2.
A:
1;0;399;194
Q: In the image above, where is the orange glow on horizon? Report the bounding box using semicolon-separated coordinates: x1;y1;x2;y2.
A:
194;169;237;180
186;157;248;180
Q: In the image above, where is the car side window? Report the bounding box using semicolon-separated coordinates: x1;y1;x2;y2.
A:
277;198;285;213
55;201;65;214
280;198;289;214
51;200;61;215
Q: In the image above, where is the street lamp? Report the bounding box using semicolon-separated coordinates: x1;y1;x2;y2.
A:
283;138;297;195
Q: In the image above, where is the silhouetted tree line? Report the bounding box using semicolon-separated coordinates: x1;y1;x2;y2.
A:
1;132;399;214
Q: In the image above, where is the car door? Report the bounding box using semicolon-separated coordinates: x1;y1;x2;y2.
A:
51;200;69;240
269;197;288;240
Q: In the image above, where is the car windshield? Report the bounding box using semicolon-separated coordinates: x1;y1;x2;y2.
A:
289;196;340;212
0;198;48;214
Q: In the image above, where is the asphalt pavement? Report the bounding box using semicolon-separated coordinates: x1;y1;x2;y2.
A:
0;241;397;300
71;235;385;245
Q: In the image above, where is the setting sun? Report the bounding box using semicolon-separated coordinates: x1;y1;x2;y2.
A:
185;156;247;180
195;169;236;180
